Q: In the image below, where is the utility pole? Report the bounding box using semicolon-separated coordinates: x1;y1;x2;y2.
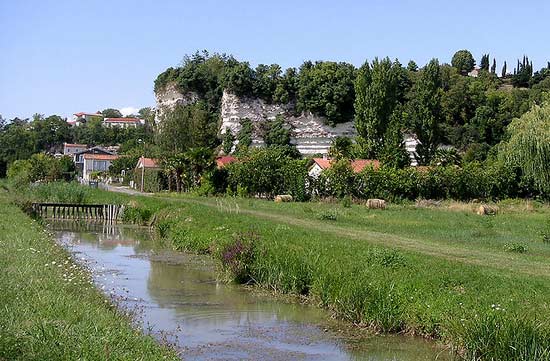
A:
140;156;144;193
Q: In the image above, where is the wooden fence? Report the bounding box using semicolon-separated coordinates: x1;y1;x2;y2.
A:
32;203;124;222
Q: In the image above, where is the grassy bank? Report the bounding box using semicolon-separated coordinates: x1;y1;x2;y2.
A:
0;190;179;360
20;183;550;360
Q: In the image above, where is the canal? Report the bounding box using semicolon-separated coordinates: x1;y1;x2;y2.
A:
50;222;451;361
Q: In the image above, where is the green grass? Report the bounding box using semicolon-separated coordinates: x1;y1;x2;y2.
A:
15;182;550;360
0;190;179;360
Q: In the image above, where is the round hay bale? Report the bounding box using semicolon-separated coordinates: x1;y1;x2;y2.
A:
477;204;498;216
275;195;293;203
367;198;386;209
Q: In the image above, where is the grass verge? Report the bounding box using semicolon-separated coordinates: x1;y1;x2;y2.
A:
18;182;550;360
0;190;179;360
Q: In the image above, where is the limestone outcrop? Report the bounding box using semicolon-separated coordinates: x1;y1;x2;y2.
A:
155;83;356;155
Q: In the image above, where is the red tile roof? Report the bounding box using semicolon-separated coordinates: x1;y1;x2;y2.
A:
350;159;380;172
216;156;237;168
104;118;141;123
83;154;119;161
311;158;380;173
137;157;159;169
74;112;102;117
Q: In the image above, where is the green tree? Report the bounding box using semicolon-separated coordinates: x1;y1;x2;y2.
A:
156;102;218;154
491;58;497;74
407;59;443;165
138;107;155;124
222;61;255;96
512;56;533;88
296;61;356;124
407;60;419;72
33;115;71;152
101;108;123;118
354;58;403;157
222;128;235;154
273;68;298;104
480;54;490;71
263;115;290;147
328;136;353;159
499;98;550;196
236;118;253;150
451;50;475;74
501;61;507;78
253;64;282;102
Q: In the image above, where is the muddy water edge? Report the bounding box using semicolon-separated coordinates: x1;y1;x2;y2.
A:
49;221;453;361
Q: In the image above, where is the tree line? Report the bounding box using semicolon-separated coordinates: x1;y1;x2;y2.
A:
155;50;550;166
0;108;155;177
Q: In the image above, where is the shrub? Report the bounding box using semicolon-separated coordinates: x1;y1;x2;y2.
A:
503;243;528;253
122;206;152;225
341;195;352;208
543;219;550;244
216;231;258;283
317;209;338;221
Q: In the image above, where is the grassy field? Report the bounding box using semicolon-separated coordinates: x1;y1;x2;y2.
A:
19;182;550;360
0;189;179;360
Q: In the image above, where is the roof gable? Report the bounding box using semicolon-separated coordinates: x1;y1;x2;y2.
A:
310;158;380;173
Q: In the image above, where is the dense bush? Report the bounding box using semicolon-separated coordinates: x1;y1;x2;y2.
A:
22;181;92;204
225;147;309;200
7;154;75;188
314;161;522;202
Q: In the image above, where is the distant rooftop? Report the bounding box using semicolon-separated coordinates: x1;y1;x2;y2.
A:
103;117;141;122
74;112;102;117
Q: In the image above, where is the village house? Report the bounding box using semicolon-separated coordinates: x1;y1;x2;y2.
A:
73;146;116;174
103;117;143;129
63;143;88;157
215;155;237;168
70;112;103;126
134;157;160;191
308;158;380;179
82;154;118;181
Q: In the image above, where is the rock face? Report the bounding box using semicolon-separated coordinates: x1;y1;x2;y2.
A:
154;84;420;160
219;90;356;154
154;83;357;155
154;83;199;123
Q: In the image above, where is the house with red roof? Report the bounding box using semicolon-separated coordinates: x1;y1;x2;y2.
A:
103;117;143;129
82;153;119;180
135;157;160;170
72;112;103;126
215;156;237;168
308;157;380;178
134;157;161;192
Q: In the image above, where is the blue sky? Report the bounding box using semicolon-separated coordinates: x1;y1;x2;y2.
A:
1;0;549;120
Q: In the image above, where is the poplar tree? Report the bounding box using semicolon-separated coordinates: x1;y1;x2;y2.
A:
354;57;403;158
480;54;490;71
407;59;443;165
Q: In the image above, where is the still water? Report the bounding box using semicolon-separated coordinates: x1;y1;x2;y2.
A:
51;222;451;361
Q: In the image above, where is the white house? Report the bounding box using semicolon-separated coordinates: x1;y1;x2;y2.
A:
82;154;118;180
71;112;103;126
308;158;380;179
103;117;143;129
63;143;88;157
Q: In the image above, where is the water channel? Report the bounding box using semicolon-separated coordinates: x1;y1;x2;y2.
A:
50;221;451;361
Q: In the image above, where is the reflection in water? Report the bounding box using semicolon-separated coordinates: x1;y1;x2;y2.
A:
52;222;451;361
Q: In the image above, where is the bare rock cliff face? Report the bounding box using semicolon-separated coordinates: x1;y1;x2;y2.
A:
220;91;356;154
154;84;356;155
154;83;199;123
